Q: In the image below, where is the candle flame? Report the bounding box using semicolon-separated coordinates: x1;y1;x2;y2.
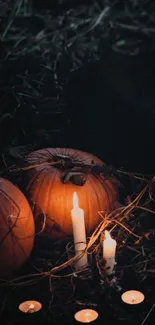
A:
73;192;79;209
84;312;91;317
29;304;35;309
84;312;91;322
105;230;112;240
131;295;135;303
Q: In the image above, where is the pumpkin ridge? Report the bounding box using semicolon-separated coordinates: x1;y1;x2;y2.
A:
102;178;117;210
35;168;53;212
95;175;113;210
89;174;102;210
47;167;59;221
103;181;114;210
26;166;48;190
0;186;20;216
87;175;101;230
85;179;92;232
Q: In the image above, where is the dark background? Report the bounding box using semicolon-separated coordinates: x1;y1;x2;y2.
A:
1;45;155;174
67;50;155;173
1;6;155;174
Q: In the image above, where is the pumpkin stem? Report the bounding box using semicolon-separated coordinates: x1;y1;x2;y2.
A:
61;171;87;186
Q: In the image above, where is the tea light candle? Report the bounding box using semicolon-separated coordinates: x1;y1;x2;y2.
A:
103;230;117;275
74;309;99;323
121;290;145;305
18;300;42;313
71;192;88;270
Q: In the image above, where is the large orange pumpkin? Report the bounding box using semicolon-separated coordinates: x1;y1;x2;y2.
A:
0;178;35;278
24;148;119;239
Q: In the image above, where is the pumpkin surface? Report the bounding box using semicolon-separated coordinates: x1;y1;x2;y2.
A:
24;148;118;238
0;178;35;278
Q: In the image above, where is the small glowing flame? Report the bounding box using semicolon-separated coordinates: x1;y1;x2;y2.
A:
105;230;112;240
73;192;79;209
29;304;35;310
84;311;91;322
131;295;135;303
84;312;91;317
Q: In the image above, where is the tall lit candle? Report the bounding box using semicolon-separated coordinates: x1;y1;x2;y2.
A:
103;230;116;275
71;192;88;270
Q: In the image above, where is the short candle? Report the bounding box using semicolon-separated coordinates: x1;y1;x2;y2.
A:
74;309;99;323
18;300;42;313
103;230;117;275
121;290;145;305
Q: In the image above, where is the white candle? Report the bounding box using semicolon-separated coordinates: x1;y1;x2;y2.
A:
71;192;88;270
74;309;99;323
103;230;116;275
121;290;145;305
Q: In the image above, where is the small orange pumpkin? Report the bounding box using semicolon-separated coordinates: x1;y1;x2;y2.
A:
0;178;35;278
24;148;119;239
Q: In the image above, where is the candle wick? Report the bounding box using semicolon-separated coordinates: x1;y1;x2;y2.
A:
27;304;35;313
131;296;135;303
85;312;91;322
